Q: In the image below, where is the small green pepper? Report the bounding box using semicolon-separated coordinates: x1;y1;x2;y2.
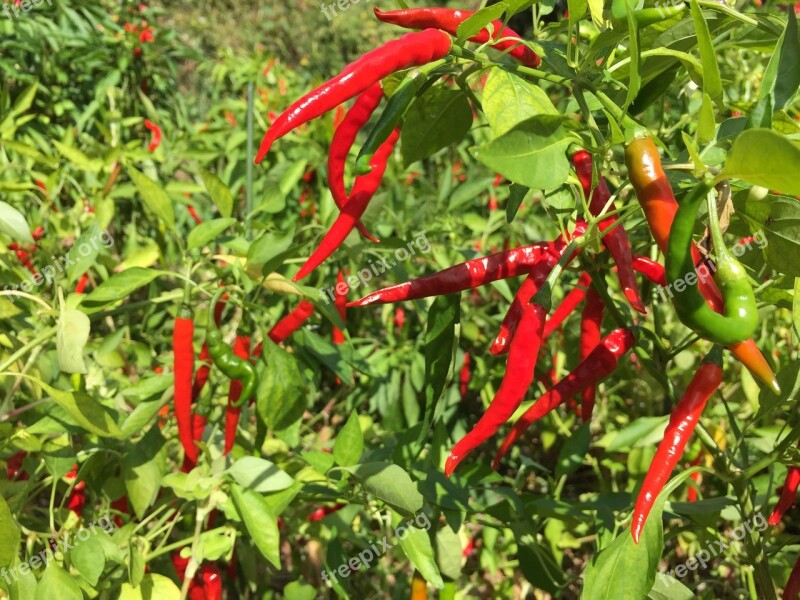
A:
207;291;257;408
665;177;759;346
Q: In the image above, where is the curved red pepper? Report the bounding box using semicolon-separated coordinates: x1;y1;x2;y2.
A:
255;29;452;164
446;300;548;476
144;119;162;152
579;288;605;422
631;255;667;287
542;271;592;338
769;466;800;526
224;335;251;455
493;328;635;469
174;311;197;464
373;7;540;67
264;300;316;346
308;503;346;522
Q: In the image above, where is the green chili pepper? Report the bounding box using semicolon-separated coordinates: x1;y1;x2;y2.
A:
665;177;759;346
610;0;685;29
207;291;257;408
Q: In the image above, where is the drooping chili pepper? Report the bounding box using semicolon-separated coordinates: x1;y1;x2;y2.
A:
459;352;471;399
541;271;592;338
292;127;400;281
631;255;667;287
493;328;635;468
224;334;251;455
328;83;383;242
611;1;686;28
490;258;556;355
784;555;800;599
445;299;549;477
174;304;197;464
665;177;758;346
349;241;556;307
572;150;645;313
333;270;348;345
630;348;723;543
265;299;316;345
254;29;452;164
207;292;257;409
144;119;162;152
579;287;605;422
768;466;800;526
308;503;346;522
626;131;778;392
373;7;540;67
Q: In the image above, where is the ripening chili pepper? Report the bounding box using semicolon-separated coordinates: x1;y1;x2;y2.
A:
630;348;723;543
75;273;90;294
308;503;346;522
445;298;549;477
626;131;778;392
207;292;257;409
631;255;667;287
373;7;540;67
768;466;800;526
493;328;635;468
572;150;645;313
333;270;348;345
187;205;202;225
665;177;758;346
579;288;604;422
348;241;556;307
265;299;316;345
490;258;556;355
411;572;427;600
292;128;400;281
784;555;800;599
328;83;383;242
541;271;592;338
144;119;161;152
224;334;251;455
255;29;452;164
459;352;471;399
174;304;197;464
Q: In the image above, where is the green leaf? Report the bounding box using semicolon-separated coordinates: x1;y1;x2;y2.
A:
230;483;281;568
624;0;641;111
472;116;572;190
697;93;715;144
284;580;317;600
555;422;591;478
745;94;773;130
10;82;38;116
518;541;565;594
53;140;103;173
345;462;424;516
481;69;558;137
392;511;444;589
247;228;295;275
66;224;105;283
690;0;723;106
0;201;34;244
456;2;506;40
794;278;800;341
333;411;364;467
256;341;308;431
401;87;473;167
34;564;82;600
124;426;166;519
187;217;236;251
39;381;122;438
227;456;294;492
506;183;529;222
721;129;800;197
434;524;463;580
128;167;176;232
84;267;162;305
647;572;695;599
0;495;20;568
761;8;800;109
199;168;234;218
71;533;106;586
419;295;460;443
56;300;90;374
118;574;181;600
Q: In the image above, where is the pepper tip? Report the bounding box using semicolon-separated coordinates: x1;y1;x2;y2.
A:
770;379;782;395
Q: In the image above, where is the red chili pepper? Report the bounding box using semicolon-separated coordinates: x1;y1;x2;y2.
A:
630;349;723;543
187;205;202;225
373;7;540;67
579;288;604;422
74;273;90;294
65;464;86;515
32;226;45;241
264;300;316;346
631;255;667;287
393;307;405;331
111;496;129;527
144;119;162;152
139;27;154;43
292;128;400;281
493;328;636;469
333;270;348;345
686;455;702;502
308;503;346;522
490;258;556;355
348;241;556;307
445;299;548;477
541;271;592;338
6;451;27;481
224;335;251;455
328;83;383;242
769;466;800;526
174;306;197;464
785;555;800;599
572;150;645;313
200;564;222;600
459;352;471;399
255;29;451;164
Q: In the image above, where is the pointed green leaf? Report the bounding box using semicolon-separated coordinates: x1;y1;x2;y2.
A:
128;167;175;232
199;168;234;218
